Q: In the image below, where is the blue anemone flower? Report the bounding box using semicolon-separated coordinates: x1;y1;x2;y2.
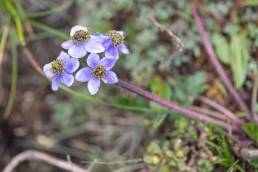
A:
100;30;129;60
75;53;118;95
43;51;79;91
61;25;104;58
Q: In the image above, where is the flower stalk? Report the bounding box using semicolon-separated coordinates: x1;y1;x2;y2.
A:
191;3;250;116
117;79;240;131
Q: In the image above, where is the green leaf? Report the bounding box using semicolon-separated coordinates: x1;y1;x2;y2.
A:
151;113;168;132
1;0;17;18
149;76;172;111
14;17;26;46
242;0;258;6
212;33;230;64
250;158;258;169
243;122;258;143
172;72;207;106
29;20;68;39
230;33;250;88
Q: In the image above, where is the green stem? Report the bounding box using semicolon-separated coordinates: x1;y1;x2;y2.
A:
0;19;10;105
4;30;18;119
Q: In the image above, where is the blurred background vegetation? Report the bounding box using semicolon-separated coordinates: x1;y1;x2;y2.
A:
0;0;258;171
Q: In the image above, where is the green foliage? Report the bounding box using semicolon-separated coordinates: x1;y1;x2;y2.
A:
148;76;171;131
212;32;250;88
212;33;230;64
209;136;234;166
2;0;258;171
249;158;258;169
243;122;258;143
145;73;207;132
1;0;26;46
144;126;215;172
230;34;250;88
149;76;172;111
75;0;203;83
208;136;244;171
172;72;207;106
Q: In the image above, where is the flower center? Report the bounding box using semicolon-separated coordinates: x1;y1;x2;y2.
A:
92;65;106;79
107;30;124;46
72;30;90;43
51;59;64;74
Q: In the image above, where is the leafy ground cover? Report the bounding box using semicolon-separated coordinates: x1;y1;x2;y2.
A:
1;0;258;171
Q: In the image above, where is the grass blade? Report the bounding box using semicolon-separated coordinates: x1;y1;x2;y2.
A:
4;28;18;119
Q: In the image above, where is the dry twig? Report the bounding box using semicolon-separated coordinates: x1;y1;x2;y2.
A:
3;150;87;172
199;96;244;125
149;16;184;52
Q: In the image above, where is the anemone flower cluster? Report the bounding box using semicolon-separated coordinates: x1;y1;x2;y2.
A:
43;25;129;95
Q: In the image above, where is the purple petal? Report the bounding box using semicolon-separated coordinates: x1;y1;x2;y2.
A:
87;53;100;68
102;37;112;49
105;45;119;60
85;39;105;53
75;67;93;82
51;75;61;91
91;35;104;42
57;51;79;73
61;73;74;87
58;51;70;61
64;58;79;73
43;63;55;78
118;44;129;54
61;40;73;49
102;71;118;84
100;57;116;70
68;44;87;58
88;78;101;95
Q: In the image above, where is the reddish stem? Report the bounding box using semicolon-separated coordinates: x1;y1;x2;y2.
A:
191;3;250;116
117;80;239;131
199;96;244;125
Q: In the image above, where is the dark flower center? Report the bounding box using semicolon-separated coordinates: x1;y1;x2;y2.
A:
92;65;106;79
107;30;124;46
51;59;64;74
72;30;90;43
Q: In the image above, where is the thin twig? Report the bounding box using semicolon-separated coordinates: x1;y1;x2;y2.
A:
66;155;75;172
86;160;97;171
199;96;244;125
234;145;258;160
191;3;250;116
113;163;146;172
149;16;184;52
117;80;238;131
3;150;87;172
23;47;45;77
190;106;228;122
82;158;143;165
